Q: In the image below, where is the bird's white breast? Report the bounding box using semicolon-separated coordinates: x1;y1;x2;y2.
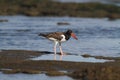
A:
61;35;66;42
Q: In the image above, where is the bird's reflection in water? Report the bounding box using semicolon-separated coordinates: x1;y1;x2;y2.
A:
54;54;56;60
60;55;63;60
54;54;63;60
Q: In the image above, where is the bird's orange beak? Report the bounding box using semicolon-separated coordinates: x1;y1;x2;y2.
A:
71;33;78;40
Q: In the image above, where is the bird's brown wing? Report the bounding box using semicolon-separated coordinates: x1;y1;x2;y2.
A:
46;32;63;41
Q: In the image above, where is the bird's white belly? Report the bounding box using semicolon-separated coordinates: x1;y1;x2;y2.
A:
49;38;57;41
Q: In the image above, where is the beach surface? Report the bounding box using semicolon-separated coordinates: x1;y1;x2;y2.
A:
0;50;120;80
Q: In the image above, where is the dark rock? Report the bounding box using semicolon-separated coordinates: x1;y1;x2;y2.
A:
57;22;70;25
0;19;8;22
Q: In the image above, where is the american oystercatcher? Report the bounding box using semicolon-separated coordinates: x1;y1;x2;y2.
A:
39;29;78;55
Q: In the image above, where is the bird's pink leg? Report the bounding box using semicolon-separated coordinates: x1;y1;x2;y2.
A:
59;45;64;55
54;41;58;55
54;45;56;55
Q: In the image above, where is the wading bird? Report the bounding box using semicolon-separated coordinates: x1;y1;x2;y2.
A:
39;29;78;55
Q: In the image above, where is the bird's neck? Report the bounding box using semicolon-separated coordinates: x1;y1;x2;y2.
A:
64;32;71;40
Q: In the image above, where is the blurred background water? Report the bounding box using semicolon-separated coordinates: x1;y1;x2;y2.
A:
0;16;120;57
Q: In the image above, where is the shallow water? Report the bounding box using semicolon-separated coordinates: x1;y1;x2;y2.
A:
31;54;113;63
0;16;120;57
0;72;73;80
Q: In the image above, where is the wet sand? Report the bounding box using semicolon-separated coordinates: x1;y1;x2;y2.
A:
0;50;120;80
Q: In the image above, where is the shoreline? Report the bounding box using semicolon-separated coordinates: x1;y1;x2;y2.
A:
0;50;120;80
0;0;120;20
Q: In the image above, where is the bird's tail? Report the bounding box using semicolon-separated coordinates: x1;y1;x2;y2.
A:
38;33;47;37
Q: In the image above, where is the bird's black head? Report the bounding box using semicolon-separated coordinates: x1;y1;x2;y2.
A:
65;29;78;40
66;29;72;35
